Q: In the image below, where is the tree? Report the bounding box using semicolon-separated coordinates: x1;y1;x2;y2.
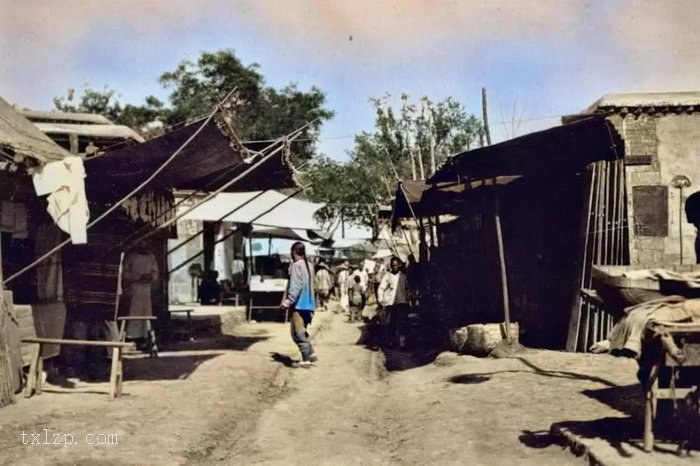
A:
53;49;334;161
53;87;165;135
305;94;483;228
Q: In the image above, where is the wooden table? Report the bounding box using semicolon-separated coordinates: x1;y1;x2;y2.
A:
641;321;700;452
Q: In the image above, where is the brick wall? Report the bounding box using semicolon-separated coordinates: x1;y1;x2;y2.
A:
609;113;700;266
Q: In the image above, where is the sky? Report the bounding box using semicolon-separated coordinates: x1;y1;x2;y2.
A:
2;0;700;161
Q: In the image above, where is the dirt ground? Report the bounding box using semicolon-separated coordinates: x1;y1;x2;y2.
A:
0;303;695;465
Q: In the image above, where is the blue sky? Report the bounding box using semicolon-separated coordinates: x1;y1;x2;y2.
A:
2;0;699;161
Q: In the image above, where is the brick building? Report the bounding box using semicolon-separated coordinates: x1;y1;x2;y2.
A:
568;92;700;267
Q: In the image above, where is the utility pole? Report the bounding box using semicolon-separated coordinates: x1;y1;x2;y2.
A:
428;107;436;175
482;87;492;146
341;208;345;239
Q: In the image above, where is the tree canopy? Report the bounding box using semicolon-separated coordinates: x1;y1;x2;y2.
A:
53;49;334;161
305;94;483;229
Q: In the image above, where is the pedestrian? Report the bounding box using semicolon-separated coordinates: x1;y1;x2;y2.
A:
349;275;364;322
373;260;387;304
406;253;424;308
281;242;318;367
349;265;366;307
337;261;350;314
377;256;410;348
314;258;332;311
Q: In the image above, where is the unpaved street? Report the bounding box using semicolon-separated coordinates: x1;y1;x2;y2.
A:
1;309;599;465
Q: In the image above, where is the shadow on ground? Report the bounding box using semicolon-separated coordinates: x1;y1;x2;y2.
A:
160;335;269;352
123;353;221;381
545;383;699;458
447;374;491;384
518;430;566;449
269;352;295;367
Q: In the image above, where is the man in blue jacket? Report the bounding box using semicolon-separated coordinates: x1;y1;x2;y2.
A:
281;242;318;367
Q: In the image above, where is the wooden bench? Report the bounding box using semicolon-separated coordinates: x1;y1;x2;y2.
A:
21;337;132;401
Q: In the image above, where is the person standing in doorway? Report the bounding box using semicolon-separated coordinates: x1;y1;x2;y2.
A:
281;242;317;367
121;242;159;348
377;256;410;348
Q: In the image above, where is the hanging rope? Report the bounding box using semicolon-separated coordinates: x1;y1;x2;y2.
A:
3;103;223;286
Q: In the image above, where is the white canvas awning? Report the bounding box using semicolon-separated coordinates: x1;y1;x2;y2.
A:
181;191;326;233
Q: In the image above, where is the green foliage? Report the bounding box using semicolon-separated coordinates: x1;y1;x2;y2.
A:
304;155;377;229
53;87;165;134
306;94;483;228
53;49;333;160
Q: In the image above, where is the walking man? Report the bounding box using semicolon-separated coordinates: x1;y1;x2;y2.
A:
314;259;332;311
281;242;317;367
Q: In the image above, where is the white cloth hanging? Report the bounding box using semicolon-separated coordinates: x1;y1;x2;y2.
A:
33;156;90;244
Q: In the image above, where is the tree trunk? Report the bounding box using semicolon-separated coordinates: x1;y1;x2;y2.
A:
416;147;425;180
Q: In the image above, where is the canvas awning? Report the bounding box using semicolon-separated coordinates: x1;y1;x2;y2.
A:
429;117;622;183
392;177;521;219
182;190;326;233
84;111;295;201
0;97;71;165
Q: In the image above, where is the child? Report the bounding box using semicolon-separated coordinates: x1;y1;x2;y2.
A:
349;275;364;322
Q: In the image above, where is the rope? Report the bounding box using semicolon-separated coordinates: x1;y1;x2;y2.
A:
3;105;221;286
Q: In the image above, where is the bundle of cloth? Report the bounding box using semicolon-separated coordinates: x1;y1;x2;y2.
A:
590;295;700;357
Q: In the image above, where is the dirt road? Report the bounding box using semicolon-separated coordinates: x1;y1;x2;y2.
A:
1;309;588;465
184;310;580;465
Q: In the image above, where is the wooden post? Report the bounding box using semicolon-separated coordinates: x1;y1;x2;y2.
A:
341;209;345;239
482;87;492;146
0;236;17;406
566;165;596;352
493;184;511;342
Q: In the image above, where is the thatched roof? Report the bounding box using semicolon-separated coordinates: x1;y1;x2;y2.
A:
0;97;71;165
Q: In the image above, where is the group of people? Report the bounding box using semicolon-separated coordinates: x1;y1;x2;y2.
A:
281;242;425;367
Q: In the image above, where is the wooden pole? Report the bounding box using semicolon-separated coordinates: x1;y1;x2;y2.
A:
565;164;596;352
680;185;684;265
429;111;436;175
482;87;492;145
0;234;16;406
493;185;511;342
602;162;610;265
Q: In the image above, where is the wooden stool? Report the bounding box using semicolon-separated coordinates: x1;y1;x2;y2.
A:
117;316;158;358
